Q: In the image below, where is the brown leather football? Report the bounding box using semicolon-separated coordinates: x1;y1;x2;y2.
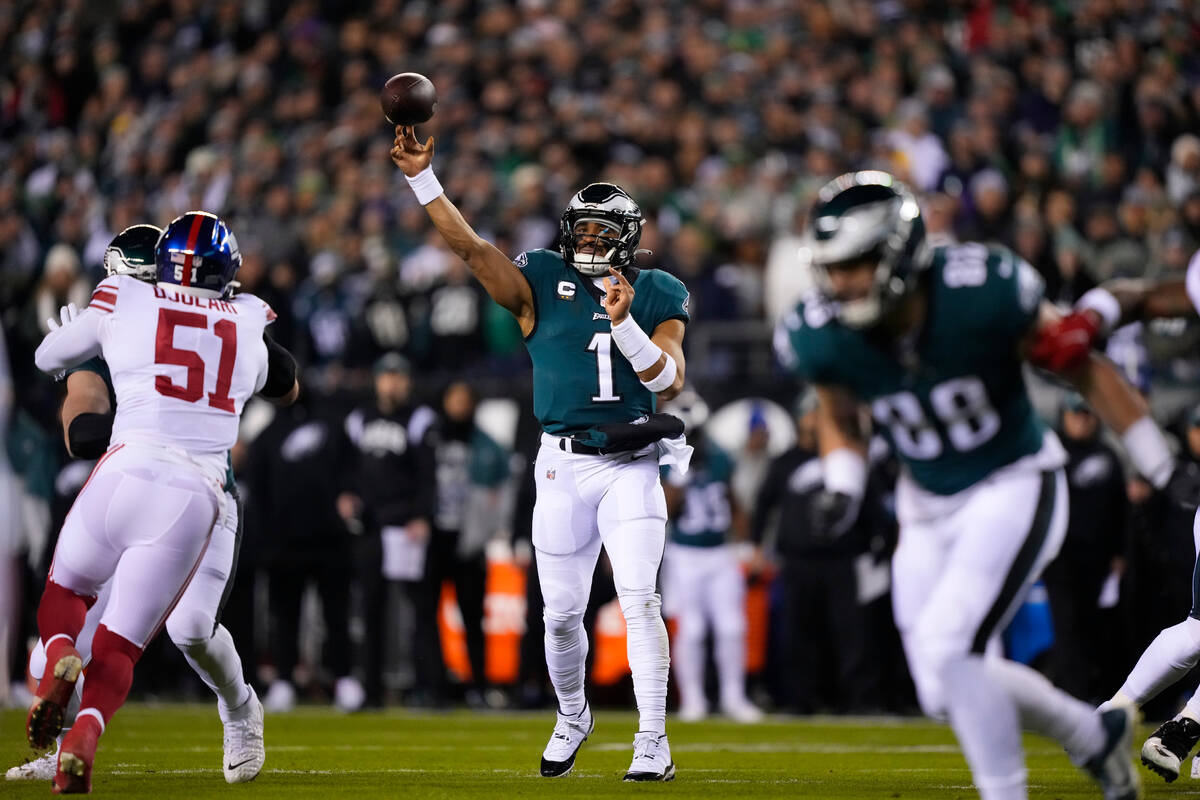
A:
380;72;437;126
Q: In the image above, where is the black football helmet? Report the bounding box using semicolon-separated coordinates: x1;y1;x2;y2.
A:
103;224;162;281
559;183;643;276
804;171;927;328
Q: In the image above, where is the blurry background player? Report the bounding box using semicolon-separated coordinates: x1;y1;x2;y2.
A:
7;224;297;784
27;211;296;793
1078;255;1200;781
660;388;762;723
778;171;1175;800
391;125;689;782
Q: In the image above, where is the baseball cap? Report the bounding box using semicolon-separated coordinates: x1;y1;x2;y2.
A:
374;352;411;376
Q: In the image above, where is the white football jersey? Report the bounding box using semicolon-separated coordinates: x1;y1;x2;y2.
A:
90;275;273;455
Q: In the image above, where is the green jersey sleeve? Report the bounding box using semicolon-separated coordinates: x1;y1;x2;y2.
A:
937;243;1044;342
63;356;110;383
636;269;690;329
774;295;844;385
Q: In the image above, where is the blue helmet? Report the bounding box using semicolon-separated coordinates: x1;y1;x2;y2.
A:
155;211;241;295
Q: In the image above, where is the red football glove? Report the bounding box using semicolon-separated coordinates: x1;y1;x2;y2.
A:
1027;311;1101;373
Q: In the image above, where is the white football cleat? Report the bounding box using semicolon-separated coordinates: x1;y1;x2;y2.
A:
6;751;57;781
223;688;265;784
623;731;675;782
720;697;764;724
263;679;296;713
540;704;593;777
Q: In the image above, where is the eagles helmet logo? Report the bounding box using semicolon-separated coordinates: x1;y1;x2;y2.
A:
103;224;163;282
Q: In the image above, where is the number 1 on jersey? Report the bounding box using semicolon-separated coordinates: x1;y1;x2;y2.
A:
587;332;622;403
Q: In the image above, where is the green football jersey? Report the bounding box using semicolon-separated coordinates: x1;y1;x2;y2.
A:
516;249;690;436
663;440;734;547
65;357;237;493
779;242;1046;496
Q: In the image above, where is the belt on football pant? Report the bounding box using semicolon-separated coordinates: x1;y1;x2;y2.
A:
542;432;603;455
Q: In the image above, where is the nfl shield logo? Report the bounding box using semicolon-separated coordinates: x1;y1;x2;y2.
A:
546;468;556;480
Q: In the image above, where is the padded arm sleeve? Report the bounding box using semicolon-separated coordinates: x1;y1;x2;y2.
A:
67;412;115;459
260;332;297;399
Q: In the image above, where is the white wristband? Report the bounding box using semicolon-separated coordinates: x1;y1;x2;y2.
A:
1122;416;1174;489
1077;287;1121;336
405;165;444;206
641;353;677;393
823;448;866;500
610;316;663;372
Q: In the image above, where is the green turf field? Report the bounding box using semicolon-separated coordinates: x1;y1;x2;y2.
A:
0;705;1191;798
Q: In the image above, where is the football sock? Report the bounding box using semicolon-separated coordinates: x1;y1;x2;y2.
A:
716;633;747;707
621;591;669;736
543;612;588;718
1117;617;1200;707
78;625;142;725
941;655;1027;800
672;629;705;710
36;580;89;652
1182;688;1200;722
176;625;251;721
983;657;1105;762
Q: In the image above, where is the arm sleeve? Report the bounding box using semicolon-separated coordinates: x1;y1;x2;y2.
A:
67;412;115;459
34;308;104;375
260;331;298;399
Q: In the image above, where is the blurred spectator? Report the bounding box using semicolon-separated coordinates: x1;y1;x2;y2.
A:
752;400;885;713
248;388;357;712
426;380;511;707
1042;394;1128;703
340;353;437;708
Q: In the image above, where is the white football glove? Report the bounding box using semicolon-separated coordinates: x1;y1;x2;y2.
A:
45;303;80;332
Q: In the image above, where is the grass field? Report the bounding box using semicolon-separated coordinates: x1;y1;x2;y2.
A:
1;705;1195;798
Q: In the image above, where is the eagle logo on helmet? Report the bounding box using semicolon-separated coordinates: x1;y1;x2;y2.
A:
804;171;927;329
558;183;644;277
103;224;162;282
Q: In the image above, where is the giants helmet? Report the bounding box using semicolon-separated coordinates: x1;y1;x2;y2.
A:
155;211;241;296
559;183;643;276
804;171;927;329
103;224;162;281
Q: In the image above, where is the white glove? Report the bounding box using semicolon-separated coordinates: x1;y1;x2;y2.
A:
46;303;80;331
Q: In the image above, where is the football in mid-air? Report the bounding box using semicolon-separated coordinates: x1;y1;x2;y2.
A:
380;72;437;126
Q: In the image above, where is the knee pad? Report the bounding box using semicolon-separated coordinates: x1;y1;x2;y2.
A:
166;606;216;648
543;608;583;638
617;590;662;624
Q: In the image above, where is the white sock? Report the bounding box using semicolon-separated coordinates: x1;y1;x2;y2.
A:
175;625;251;722
544;613;588;717
984;657;1105;762
622;592;669;735
1183;687;1200;722
1118;617;1200;707
715;634;748;707
941;655;1027;799
672;631;705;709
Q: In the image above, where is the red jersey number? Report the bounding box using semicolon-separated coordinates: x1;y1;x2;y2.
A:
154;308;238;412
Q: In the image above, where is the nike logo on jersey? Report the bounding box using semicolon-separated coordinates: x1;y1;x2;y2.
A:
592;312;610;321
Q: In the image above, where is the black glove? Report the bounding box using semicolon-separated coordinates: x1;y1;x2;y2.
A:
808;490;861;541
571;413;685;454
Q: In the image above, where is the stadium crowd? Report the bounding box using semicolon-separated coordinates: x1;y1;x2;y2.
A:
4;0;1200;717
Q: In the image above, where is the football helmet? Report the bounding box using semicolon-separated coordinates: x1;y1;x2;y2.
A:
155;211;241;296
103;224;162;281
559;183;643;276
804;171;926;329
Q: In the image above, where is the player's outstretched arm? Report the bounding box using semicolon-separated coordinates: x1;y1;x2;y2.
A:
811;384;869;539
1025;302;1174;488
34;307;103;375
1078;275;1195;334
62;371;113;459
389;125;535;336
